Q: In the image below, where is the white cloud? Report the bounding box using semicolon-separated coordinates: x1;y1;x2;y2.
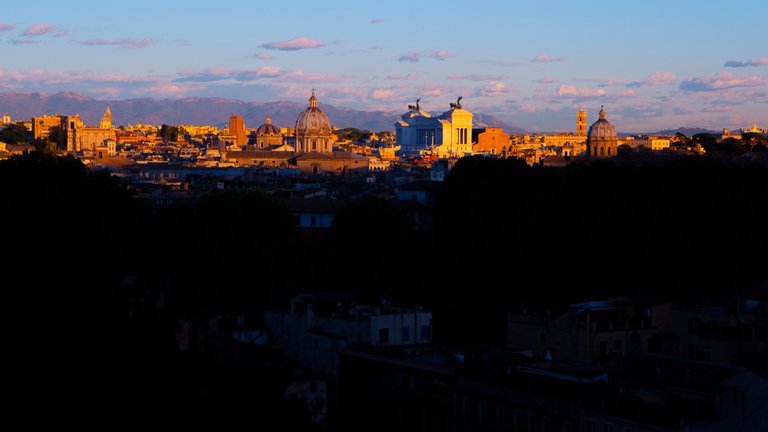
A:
476;82;512;97
371;89;396;100
398;50;455;62
628;71;677;87
680;72;768;91
260;37;325;51
77;38;155;49
554;85;605;97
532;54;564;63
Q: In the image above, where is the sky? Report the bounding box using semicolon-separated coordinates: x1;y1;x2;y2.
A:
0;0;766;132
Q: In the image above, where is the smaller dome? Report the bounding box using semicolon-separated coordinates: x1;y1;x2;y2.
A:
256;115;280;135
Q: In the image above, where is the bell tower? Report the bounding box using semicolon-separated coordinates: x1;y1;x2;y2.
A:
577;107;587;136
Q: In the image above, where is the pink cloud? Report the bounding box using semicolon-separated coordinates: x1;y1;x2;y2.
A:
11;39;40;45
701;105;733;113
618;89;637;97
22;23;56;36
447;73;508;81
680;71;768;91
597;78;629;87
260;37;325;51
398;50;455;62
724;57;768;68
89;87;123;98
419;85;445;98
554;85;605;97
175;67;346;84
536;77;558;84
475;82;512;97
131;82;198;98
371;89;396;100
628;71;677;87
280;71;347;83
251;53;274;60
532;54;564;63
328;87;369;98
0;21;14;32
370;18;384;24
385;73;421;80
77;38;155;49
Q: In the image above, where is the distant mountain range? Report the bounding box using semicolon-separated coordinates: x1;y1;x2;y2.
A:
653;127;721;136
0;91;527;134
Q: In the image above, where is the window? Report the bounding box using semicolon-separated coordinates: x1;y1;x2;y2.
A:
312;140;317;150
402;326;410;343
562;422;573;432
379;328;389;344
496;405;505;430
541;417;551;432
478;401;486;426
603;424;613;432
461;397;469;420
310;215;317;227
688;318;699;335
585;420;597;432
528;413;537;432
514;410;523;431
420;324;432;341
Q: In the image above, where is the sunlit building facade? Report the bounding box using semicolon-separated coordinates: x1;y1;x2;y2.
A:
395;98;473;158
228;114;246;147
65;107;116;152
587;106;618;158
295;91;334;154
254;115;283;149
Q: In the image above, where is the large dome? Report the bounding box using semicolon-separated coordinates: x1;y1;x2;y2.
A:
296;91;331;132
256;115;280;135
588;106;616;141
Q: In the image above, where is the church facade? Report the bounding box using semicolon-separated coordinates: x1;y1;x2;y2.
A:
587;106;618;158
295;91;333;154
254;115;283;149
291;90;368;175
66;106;116;152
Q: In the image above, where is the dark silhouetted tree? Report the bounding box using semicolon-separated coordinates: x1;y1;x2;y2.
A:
617;143;633;157
692;133;718;152
0;123;29;143
48;125;68;150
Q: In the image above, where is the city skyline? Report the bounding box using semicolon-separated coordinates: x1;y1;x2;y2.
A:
1;0;766;131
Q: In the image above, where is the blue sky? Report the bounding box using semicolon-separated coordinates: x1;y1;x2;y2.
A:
1;0;766;131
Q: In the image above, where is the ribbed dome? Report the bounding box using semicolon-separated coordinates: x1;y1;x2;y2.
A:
256;115;280;135
588;106;616;141
296;91;331;132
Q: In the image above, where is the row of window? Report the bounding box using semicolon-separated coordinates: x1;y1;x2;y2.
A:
459;398;572;432
378;324;432;343
459;399;639;432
